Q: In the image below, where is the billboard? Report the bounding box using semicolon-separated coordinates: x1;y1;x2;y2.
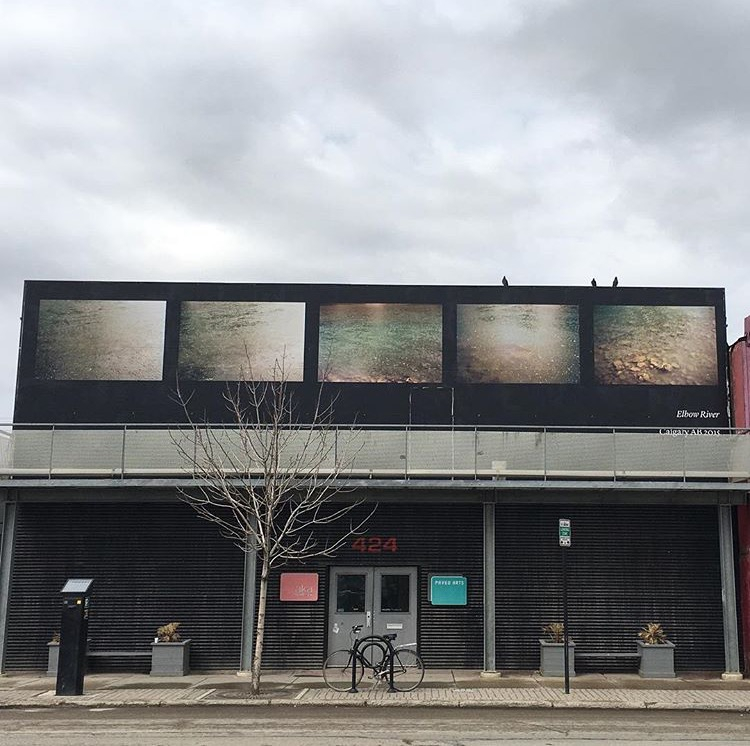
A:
178;301;305;381
319;303;442;383
35;299;166;381
593;305;718;386
14;281;729;427
457;304;579;384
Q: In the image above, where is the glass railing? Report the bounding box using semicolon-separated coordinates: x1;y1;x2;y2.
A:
1;423;748;482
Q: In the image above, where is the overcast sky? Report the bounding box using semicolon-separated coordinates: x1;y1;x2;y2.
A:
2;0;749;421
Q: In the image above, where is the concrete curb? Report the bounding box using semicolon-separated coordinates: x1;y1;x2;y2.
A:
3;688;750;713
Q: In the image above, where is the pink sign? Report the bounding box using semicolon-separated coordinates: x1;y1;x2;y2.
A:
279;572;319;602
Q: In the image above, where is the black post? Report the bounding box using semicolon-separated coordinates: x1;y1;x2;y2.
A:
349;639;358;693
55;579;93;697
387;639;396;693
562;548;570;695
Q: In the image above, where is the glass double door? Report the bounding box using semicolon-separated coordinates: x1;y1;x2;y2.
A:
327;567;417;655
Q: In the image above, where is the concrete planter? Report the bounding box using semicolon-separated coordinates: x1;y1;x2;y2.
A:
539;639;575;677
637;640;675;678
151;640;191;676
47;642;59;677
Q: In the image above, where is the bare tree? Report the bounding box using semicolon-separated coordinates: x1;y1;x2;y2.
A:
173;361;371;695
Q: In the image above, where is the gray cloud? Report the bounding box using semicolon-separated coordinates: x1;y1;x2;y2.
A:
1;0;749;420
513;0;750;135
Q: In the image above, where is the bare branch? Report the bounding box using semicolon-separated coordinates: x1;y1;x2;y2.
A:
171;355;374;695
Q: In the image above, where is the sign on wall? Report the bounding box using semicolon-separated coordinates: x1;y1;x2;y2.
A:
430;575;467;605
279;572;319;602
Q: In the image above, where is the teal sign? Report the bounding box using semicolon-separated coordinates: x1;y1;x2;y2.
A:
430;575;467;605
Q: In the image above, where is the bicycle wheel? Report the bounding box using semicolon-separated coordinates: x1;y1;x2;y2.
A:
323;649;363;692
389;648;425;692
357;639;387;671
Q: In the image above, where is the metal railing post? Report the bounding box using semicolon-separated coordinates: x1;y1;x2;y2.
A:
682;431;687;482
121;425;127;479
543;427;547;481
404;427;409;479
48;424;55;479
193;428;198;478
451;424;455;480
612;428;617;482
474;426;478;480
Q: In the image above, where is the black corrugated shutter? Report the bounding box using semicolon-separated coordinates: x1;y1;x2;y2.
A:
5;501;244;672
495;505;724;672
260;502;484;669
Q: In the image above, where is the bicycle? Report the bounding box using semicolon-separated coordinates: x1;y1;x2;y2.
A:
323;624;425;692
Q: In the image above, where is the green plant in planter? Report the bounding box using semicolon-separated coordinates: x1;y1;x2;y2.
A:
156;622;182;643
638;622;668;645
542;622;565;643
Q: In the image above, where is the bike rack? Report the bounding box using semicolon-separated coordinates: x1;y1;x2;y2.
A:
348;634;397;693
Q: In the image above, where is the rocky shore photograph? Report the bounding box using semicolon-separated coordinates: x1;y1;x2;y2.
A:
593;305;718;386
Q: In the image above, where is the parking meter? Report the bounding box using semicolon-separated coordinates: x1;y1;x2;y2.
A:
55;579;93;696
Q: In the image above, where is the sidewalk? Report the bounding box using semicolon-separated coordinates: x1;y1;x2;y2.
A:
2;669;750;712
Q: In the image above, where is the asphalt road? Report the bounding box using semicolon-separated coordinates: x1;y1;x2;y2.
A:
1;705;750;745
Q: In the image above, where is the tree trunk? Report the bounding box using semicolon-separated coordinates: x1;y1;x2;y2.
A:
250;560;269;695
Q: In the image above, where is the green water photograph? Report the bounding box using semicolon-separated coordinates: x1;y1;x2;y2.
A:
456;304;580;384
34;299;166;380
178;301;305;381
593;305;718;385
318;303;442;383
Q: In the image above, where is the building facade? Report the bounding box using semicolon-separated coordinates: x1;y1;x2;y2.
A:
0;281;747;675
730;315;750;675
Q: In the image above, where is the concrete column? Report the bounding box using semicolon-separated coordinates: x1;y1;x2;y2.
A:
482;500;499;676
718;505;742;680
0;499;17;674
238;537;257;673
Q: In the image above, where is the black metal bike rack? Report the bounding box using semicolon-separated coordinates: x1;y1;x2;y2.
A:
348;631;397;693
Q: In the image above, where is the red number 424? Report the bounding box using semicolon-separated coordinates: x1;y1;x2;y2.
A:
351;537;398;553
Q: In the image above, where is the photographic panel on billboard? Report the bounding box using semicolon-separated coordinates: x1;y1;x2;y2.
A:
456;304;580;384
178;301;305;381
318;303;442;383
593;305;718;385
34;299;166;381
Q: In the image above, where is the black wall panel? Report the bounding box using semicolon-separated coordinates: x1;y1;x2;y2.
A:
259;503;484;669
5;502;244;672
16;281;728;429
495;505;724;672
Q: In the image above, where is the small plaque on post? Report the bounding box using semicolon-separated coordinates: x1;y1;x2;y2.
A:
559;519;571;547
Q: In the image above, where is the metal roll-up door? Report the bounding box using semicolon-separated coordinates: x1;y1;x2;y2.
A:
260;502;484;669
4;501;244;672
495;504;725;672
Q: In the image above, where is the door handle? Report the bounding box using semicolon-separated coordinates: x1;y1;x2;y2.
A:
366;611;371;628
